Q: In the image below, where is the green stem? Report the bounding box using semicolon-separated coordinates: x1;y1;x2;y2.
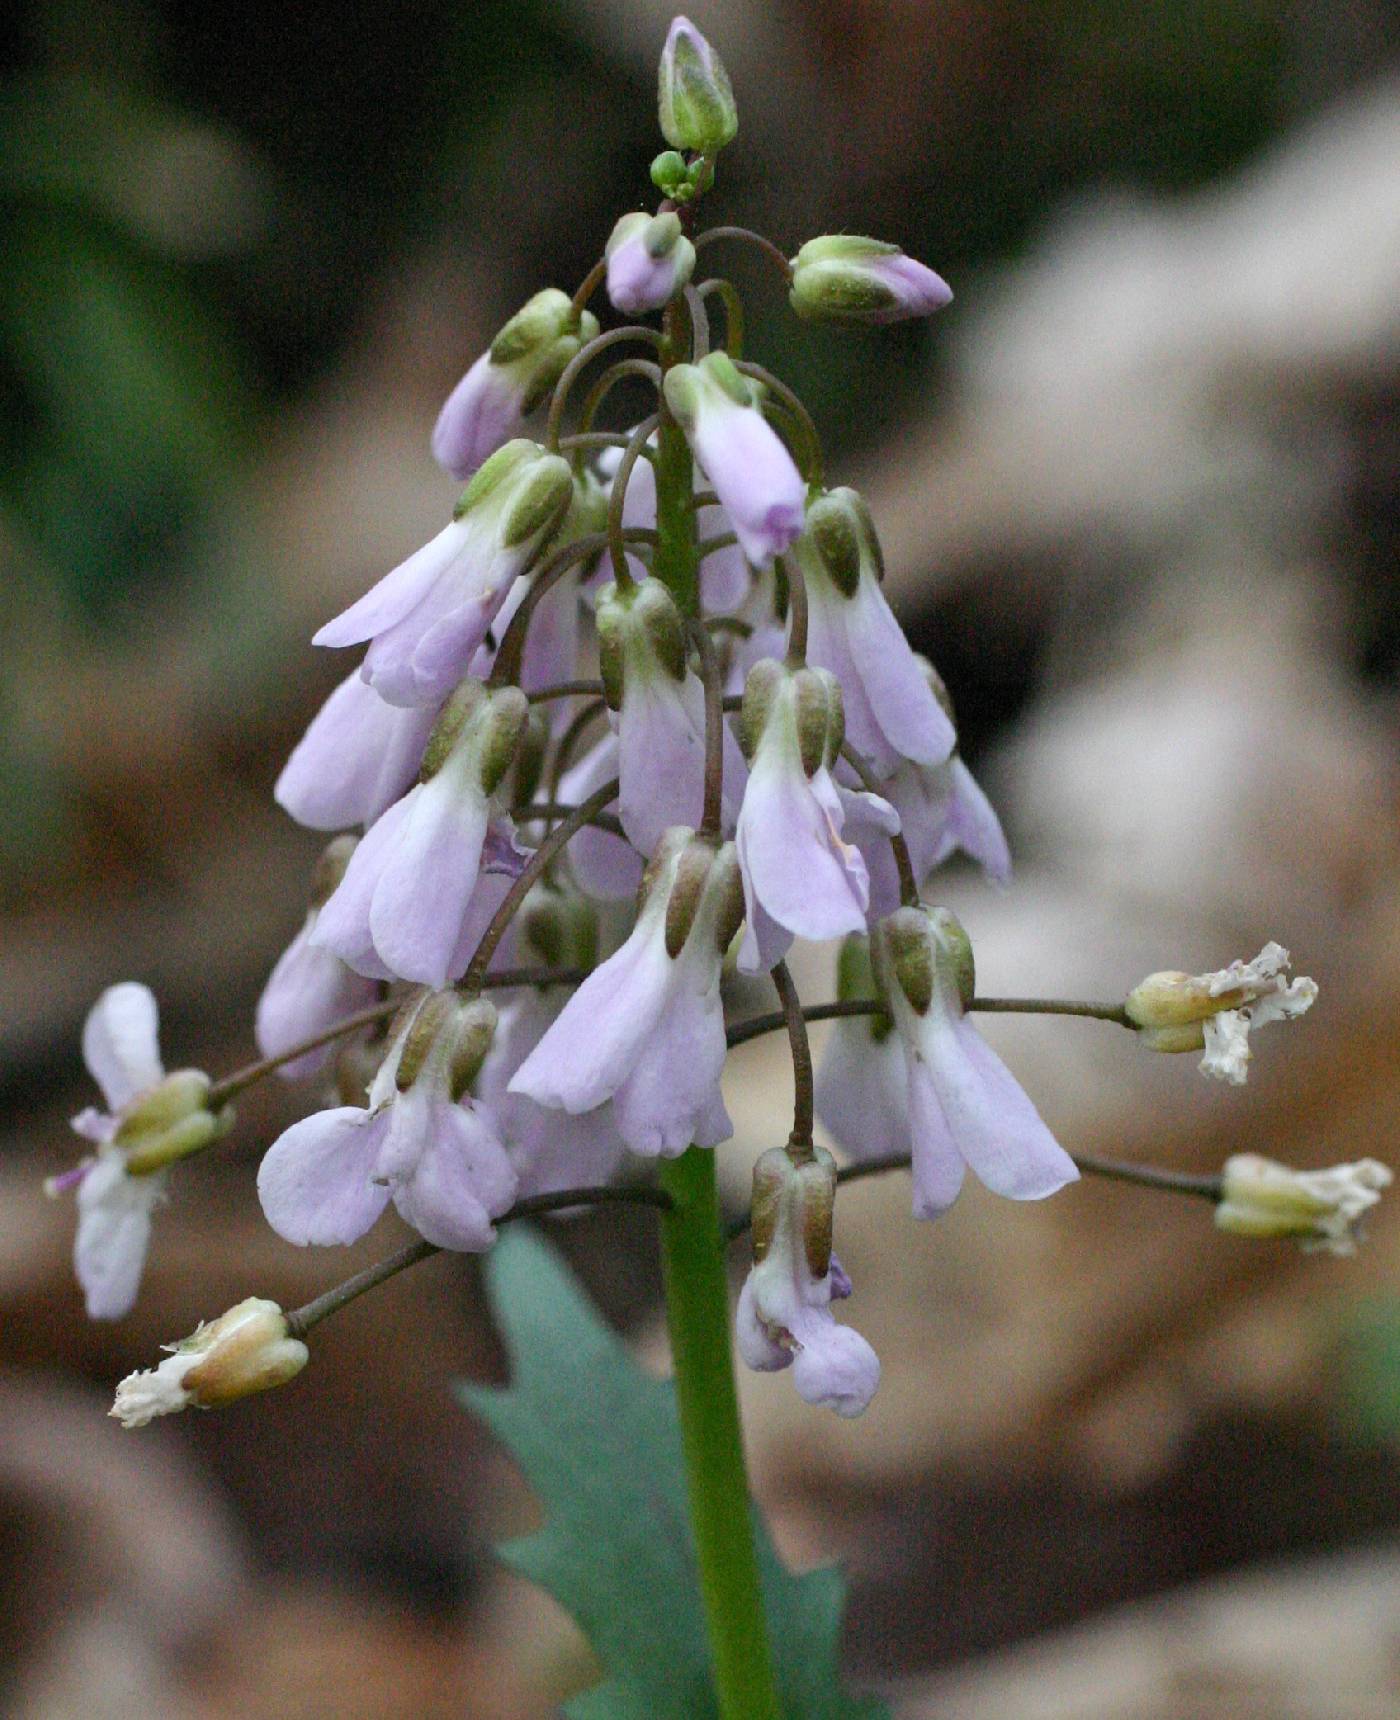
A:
655;296;699;617
659;1149;780;1720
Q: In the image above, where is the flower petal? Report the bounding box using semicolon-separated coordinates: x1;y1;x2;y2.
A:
74;1155;163;1319
82;983;162;1112
257;1108;391;1246
314;519;471;650
255;917;379;1079
368;775;489;986
392;1100;518;1251
275;670;437;832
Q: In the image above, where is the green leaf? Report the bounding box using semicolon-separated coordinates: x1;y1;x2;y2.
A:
458;1227;889;1719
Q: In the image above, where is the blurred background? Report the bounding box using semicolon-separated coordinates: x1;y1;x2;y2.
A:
2;0;1399;1713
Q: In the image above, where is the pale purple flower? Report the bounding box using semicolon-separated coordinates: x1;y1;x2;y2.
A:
605;210;696;314
556;729;643;902
314;441;573;708
56;984;226;1319
275;667;439;832
789;235;952;325
848;752;1010;920
796;488;955;775
662;353;806;567
509;831;743;1156
734;661;893;971
255;838;380;1080
432;289;599;480
596;578;747;856
258;991;517;1252
477;987;629;1196
311;684;530;987
821;907;1077;1218
598;439;750;612
735;1147;879;1418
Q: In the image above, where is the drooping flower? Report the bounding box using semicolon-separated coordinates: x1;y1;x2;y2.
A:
255;837;381;1079
657;15;738;157
795;487;955;776
257;990;517;1252
1214;1153;1391;1255
789;234;952;324
432;289;599;480
274;668;440;832
606;210;696;314
596;577;746;856
1125;943;1318;1084
314;441;574;708
54;984;231;1319
312;682;530;987
662;353;806;567
111;1298;308;1428
474;885;628;1196
735;1147;879;1418
733;659;894;971
599;436;750;612
555;728;643;902
509;830;743;1156
818;909;1077;1217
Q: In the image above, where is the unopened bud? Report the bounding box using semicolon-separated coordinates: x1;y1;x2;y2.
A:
1216;1153;1392;1255
789;235;952;325
518;883;599;975
500;454;574;549
116;1070;231;1176
111;1297;308;1427
800;487;881;598
657;16;738;157
606;210;697;314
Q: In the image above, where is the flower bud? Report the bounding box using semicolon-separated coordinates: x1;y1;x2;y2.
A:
1215;1154;1392;1255
110;1298;308;1427
789;235;952;325
116;1070;232;1176
657;16;738;157
433;292;599;481
606;210;697;314
517;882;599;976
596;579;688;711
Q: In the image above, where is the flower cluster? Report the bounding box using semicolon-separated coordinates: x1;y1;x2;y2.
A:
53;18;1367;1439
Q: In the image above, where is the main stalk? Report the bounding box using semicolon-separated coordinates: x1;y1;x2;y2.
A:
653;292;780;1718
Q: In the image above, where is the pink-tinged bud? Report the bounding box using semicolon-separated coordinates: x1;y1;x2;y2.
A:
657;16;738;157
662;353;805;567
606;210;696;314
432;290;600;480
110;1298;308;1427
789;235;952;325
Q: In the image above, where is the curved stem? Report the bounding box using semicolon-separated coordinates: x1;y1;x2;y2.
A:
839;741;919;907
526;678;606;704
546;325;663;449
725;992;1134;1053
736;360;823;485
513;802;625;838
578;361;664;438
606;414;662;587
655;295;700;618
284;1181;677;1340
462;778;620;988
488;534;608;689
770;960;814;1155
546;696;607;808
569;256;607;318
659;1149;780;1720
696;278;744;358
684;283;711;359
694;224;794;286
777;552;807;667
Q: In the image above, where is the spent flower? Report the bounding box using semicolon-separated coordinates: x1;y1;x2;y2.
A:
1215;1153;1391;1255
1125;942;1318;1084
111;1298;308;1428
